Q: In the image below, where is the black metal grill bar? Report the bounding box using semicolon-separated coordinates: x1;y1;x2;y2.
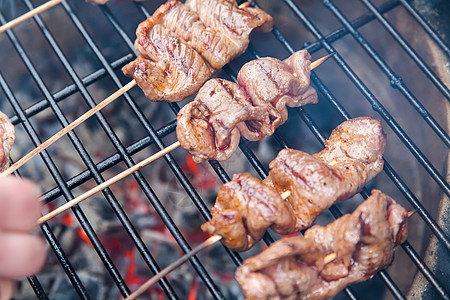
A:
399;0;450;56
310;71;450;251
252;1;449;298
27;275;47;300
41;121;176;202
8;53;134;125
1;6;131;296
10;0;399;203
282;0;450;198
60;1;228;298
0;71;90;299
23;0;221;297
0;0;447;299
360;0;450;101
100;1;245;271
401;241;449;299
324;0;450;147
299;0;400;53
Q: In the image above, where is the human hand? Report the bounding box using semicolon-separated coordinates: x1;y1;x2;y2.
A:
0;176;47;300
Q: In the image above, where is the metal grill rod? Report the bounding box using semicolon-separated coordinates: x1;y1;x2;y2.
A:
28;0;400;206
360;0;450;101
324;0;449;147
2;6;131;296
282;0;450;199
264;1;449;297
61;0;228;297
0;71;89;299
251;1;448;298
399;0;450;56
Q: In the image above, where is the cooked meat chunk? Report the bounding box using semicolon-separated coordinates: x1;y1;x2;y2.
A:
176;50;318;163
177;79;276;162
122;0;273;102
201;173;297;251
0;111;15;172
236;189;408;300
238;50;318;131
264;117;386;230
201;117;386;251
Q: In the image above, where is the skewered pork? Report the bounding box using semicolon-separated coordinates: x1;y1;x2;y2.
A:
201;117;386;251
0;111;15;172
177;50;318;163
235;189;408;300
122;0;273;102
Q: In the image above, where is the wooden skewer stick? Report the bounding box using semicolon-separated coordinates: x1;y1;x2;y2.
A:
36;54;330;223
37;139;179;225
6;54;330;176
3;80;137;176
124;235;222;300
0;0;64;34
123;191;293;300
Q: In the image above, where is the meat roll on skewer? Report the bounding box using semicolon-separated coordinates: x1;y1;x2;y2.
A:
177;50;318;163
236;189;408;300
0;111;15;172
201;117;386;251
122;0;273;102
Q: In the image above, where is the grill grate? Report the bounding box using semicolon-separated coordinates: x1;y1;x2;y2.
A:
0;0;448;299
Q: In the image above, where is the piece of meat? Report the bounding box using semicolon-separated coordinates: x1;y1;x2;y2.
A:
0;111;15;172
176;79;275;162
176;50;318;163
201;117;386;251
238;50;318;131
122;0;273;102
236;189;408;300
201;173;297;251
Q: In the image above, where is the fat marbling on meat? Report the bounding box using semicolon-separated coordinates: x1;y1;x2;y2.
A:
122;0;273;102
0;111;15;172
236;189;408;300
177;50;318;163
201;117;386;251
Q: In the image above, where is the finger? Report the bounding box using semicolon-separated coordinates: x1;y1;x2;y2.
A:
0;176;42;232
0;279;14;300
0;232;47;279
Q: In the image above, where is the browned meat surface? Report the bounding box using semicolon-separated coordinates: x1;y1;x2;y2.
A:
236;189;408;300
201;117;386;251
0;111;15;172
201;173;297;251
122;0;273;102
177;50;318;163
177;79;277;162
238;50;318;130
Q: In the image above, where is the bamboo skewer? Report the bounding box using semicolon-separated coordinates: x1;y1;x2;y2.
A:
125;201;414;299
123;190;293;300
36;55;331;223
3;79;137;176
37;139;179;224
5;55;329;176
124;235;222;300
0;0;64;34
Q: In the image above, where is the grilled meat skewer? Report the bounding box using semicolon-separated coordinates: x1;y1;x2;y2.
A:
236;189;408;300
122;0;273;102
0;111;15;172
201;117;386;251
177;49;318;163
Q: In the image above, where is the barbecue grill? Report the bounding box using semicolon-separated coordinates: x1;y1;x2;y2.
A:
0;0;448;299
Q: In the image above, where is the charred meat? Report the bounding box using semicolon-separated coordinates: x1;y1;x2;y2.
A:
201;117;386;251
122;0;273;102
0;111;15;172
236;189;408;300
177;50;318;163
